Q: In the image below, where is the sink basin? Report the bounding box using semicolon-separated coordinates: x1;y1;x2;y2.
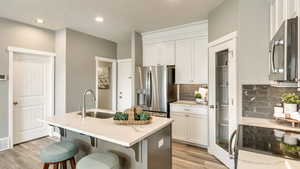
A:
78;111;114;119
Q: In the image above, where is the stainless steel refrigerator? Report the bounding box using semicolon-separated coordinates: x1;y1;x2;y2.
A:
136;65;177;117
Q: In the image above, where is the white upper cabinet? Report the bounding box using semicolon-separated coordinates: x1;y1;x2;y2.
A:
270;0;299;39
143;41;175;66
175;37;208;84
194;37;208;84
142;21;208;84
287;0;298;19
175;39;194;83
159;41;175;65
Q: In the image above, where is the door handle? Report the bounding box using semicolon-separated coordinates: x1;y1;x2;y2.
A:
13;101;18;106
229;130;237;159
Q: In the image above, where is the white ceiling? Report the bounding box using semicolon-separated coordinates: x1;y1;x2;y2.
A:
0;0;224;43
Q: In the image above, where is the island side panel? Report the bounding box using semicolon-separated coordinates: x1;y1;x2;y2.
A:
60;124;172;169
146;124;172;169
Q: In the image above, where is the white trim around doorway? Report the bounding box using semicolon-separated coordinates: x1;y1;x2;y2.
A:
7;46;56;149
95;56;117;111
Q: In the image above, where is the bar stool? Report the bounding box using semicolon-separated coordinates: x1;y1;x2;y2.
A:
40;141;78;169
77;152;120;169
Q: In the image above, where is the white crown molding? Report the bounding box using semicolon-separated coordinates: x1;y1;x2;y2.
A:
0;137;9;151
142;20;208;44
142;20;208;36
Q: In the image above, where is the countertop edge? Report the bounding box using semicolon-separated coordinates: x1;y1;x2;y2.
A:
41;114;173;147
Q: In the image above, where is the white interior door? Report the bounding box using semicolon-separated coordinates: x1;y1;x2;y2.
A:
117;60;133;111
13;53;52;144
208;36;237;169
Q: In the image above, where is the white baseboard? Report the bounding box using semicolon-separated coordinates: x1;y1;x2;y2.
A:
0;137;9;151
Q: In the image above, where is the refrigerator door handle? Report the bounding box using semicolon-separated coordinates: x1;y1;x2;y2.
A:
146;71;152;107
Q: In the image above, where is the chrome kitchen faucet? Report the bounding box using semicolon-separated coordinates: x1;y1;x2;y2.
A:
82;89;96;119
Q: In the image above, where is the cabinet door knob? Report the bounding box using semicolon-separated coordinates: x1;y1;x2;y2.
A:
13;101;18;105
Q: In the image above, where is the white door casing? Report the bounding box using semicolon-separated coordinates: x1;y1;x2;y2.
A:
208;32;238;169
117;59;133;111
8;47;55;148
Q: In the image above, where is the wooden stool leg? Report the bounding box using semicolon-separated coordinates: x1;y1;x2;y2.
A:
53;163;59;169
70;157;76;169
60;161;67;169
43;163;50;169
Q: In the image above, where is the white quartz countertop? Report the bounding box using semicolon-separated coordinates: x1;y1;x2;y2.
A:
42;109;173;147
238;150;300;169
171;100;208;106
240;117;300;132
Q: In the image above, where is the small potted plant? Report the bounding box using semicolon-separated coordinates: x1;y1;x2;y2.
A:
281;93;300;115
194;92;202;104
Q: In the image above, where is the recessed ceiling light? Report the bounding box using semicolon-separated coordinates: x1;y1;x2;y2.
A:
36;18;44;24
95;17;104;23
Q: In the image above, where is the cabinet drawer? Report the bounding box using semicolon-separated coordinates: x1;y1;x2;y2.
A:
170;104;208;115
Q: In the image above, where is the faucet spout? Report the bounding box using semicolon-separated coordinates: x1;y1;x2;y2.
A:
82;89;96;119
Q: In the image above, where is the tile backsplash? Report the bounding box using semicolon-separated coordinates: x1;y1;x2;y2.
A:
179;84;208;101
242;85;300;119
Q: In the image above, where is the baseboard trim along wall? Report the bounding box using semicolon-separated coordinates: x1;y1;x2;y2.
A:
0;137;9;151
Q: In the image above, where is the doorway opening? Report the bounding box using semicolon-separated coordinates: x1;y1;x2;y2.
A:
95;57;117;111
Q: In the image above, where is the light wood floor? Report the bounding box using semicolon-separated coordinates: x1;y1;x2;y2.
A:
0;138;227;169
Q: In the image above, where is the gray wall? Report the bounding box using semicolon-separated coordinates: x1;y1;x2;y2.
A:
117;41;131;59
208;0;270;119
208;0;239;42
66;29;117;112
0;17;55;138
238;0;270;84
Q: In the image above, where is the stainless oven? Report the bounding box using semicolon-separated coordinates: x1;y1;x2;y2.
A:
269;17;298;82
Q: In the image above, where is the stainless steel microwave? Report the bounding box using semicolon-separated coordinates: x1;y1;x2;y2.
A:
269;17;298;82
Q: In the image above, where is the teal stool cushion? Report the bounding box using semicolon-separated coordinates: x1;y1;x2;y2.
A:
77;152;120;169
40;141;78;163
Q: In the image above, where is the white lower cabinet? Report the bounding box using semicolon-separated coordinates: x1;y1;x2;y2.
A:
170;104;208;147
171;112;187;141
188;113;208;146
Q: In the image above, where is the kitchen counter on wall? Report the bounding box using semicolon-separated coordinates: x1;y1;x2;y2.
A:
240;117;300;132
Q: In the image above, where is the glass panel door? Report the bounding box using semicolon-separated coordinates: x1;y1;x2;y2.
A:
215;49;229;151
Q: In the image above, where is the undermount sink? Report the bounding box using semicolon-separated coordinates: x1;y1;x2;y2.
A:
78;111;114;119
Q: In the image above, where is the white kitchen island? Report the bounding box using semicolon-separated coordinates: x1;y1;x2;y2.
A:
42;110;173;169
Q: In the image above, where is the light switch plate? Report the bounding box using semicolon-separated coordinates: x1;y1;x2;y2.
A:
0;74;8;81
